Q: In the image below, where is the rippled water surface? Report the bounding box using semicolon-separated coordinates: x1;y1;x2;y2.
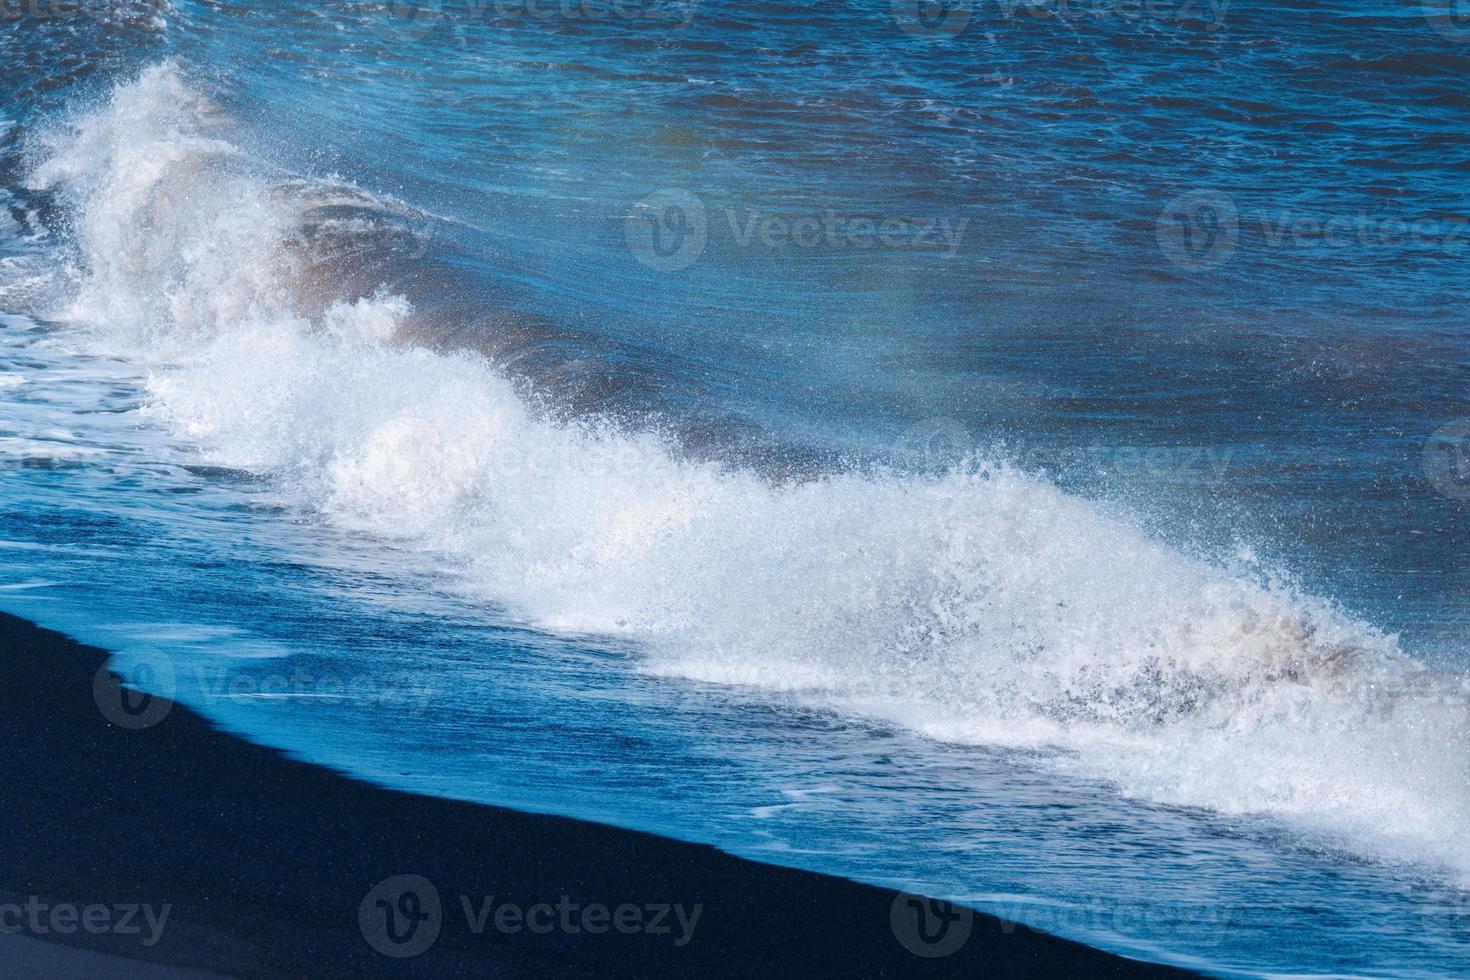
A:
3;2;1470;976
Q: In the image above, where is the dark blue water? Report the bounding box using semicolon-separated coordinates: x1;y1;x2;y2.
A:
3;1;1470;975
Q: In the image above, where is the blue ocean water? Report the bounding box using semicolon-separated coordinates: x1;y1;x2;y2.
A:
2;1;1470;975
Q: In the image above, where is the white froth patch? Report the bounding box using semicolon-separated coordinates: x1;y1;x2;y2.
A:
31;62;1470;881
0;437;104;460
324;292;409;346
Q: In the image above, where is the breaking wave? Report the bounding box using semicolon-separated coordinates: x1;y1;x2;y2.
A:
21;62;1470;878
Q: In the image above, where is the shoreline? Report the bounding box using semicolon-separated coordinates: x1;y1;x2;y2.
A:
0;611;1198;978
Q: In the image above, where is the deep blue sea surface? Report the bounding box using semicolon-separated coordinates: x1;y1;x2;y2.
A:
3;1;1470;975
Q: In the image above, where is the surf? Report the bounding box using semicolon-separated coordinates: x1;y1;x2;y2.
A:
11;61;1468;884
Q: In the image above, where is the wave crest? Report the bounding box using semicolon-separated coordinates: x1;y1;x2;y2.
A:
24;62;1470;878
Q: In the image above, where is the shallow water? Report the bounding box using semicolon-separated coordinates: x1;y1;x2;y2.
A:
2;2;1469;976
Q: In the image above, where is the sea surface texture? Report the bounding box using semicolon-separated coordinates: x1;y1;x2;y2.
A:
2;1;1469;976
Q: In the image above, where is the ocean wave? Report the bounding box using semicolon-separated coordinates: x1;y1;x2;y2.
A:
20;62;1470;879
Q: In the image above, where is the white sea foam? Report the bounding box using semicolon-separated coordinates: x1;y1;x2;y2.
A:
0;436;103;460
25;63;1470;877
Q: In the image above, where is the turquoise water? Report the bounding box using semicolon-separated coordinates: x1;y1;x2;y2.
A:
3;2;1470;975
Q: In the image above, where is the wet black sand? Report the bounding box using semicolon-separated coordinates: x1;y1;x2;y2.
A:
0;612;1197;978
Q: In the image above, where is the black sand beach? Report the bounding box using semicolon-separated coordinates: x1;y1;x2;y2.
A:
0;612;1197;978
